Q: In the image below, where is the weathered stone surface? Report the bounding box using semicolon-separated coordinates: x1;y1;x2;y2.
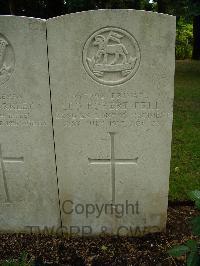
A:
0;16;60;232
47;9;176;236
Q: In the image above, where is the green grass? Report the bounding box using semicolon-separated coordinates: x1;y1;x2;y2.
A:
169;60;200;201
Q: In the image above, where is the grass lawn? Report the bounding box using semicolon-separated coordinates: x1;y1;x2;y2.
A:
169;60;200;201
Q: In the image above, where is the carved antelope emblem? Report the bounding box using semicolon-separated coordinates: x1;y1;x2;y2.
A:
0;38;8;73
93;31;128;65
84;28;140;84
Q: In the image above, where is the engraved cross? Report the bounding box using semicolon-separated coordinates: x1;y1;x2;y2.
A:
88;132;138;204
0;144;24;203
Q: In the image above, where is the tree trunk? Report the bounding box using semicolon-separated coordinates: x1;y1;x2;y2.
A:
105;0;113;8
9;0;16;15
157;0;167;13
46;0;64;18
192;15;200;60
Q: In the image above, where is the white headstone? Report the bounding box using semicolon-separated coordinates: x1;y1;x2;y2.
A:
47;10;176;236
0;16;60;232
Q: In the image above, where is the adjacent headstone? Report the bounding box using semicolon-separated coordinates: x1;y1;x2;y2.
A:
0;16;60;232
47;10;176;236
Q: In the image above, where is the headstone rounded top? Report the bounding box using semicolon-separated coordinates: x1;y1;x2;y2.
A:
0;34;15;86
82;27;141;86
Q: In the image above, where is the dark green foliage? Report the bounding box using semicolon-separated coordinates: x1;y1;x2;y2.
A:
169;240;200;266
176;17;193;59
191;216;200;236
188;190;200;201
0;0;153;17
168;190;200;266
152;0;200;60
168;245;190;257
64;0;152;11
187;252;200;266
2;0;198;60
152;0;200;16
1;252;33;266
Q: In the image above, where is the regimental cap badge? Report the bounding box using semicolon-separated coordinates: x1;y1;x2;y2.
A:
0;34;15;86
83;27;141;86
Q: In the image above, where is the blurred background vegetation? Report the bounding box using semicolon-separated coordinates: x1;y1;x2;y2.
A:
0;0;200;60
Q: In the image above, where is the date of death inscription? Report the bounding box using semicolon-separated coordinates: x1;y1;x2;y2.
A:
55;91;173;128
